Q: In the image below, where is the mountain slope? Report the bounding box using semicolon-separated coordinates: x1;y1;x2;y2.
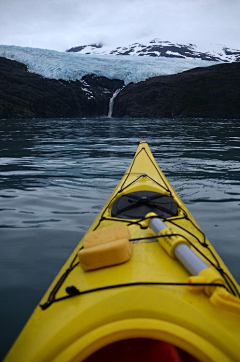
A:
67;39;240;63
113;62;240;119
0;57;123;119
1;45;240;119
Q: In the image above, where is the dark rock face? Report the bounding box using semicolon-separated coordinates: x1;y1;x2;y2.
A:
0;57;124;119
67;43;103;53
113;62;240;119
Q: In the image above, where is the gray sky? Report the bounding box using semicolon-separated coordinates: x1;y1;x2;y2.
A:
0;0;240;51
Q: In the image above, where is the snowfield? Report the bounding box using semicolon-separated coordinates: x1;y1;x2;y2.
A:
0;45;218;84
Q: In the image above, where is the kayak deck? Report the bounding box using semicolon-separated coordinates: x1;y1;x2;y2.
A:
4;141;240;362
41;141;239;308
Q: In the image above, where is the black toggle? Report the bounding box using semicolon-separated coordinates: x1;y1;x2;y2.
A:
66;286;80;296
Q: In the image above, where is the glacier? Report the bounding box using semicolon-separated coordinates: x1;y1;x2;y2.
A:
0;45;218;85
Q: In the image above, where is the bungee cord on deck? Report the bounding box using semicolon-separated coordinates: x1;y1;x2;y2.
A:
40;147;240;310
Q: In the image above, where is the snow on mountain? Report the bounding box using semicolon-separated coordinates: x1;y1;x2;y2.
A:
0;45;218;85
67;39;240;63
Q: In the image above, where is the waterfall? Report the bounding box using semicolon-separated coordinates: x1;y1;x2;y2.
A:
108;88;121;118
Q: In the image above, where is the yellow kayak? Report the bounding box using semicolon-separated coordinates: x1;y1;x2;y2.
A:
4;141;240;362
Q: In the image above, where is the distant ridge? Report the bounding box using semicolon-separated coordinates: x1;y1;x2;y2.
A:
67;38;240;63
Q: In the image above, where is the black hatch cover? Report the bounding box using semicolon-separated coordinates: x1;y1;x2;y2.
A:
111;191;178;219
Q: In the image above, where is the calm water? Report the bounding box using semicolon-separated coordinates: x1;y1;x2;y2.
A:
1;117;240;359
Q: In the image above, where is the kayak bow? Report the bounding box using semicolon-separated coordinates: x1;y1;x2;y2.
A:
4;141;240;362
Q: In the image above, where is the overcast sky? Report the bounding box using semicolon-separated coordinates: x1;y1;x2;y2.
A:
0;0;239;51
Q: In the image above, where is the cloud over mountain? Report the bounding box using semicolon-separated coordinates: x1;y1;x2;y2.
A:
0;0;240;51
